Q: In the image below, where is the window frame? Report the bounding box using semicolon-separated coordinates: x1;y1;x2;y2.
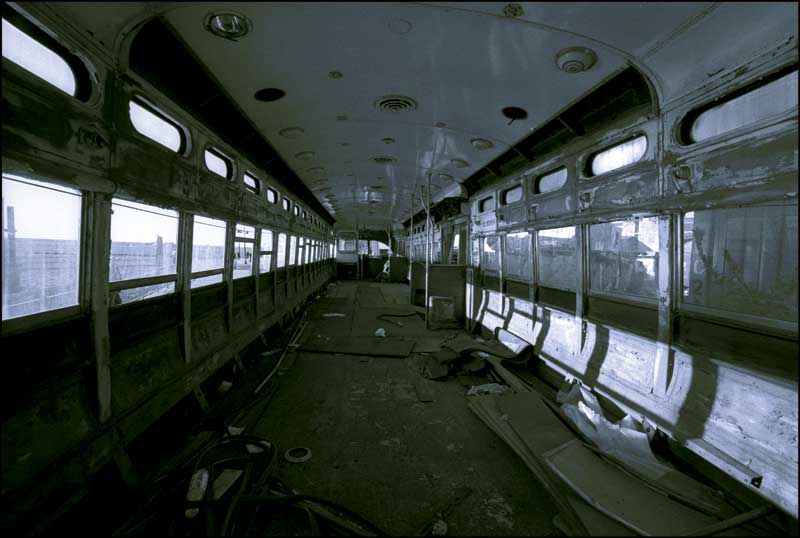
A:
532;166;568;195
189;213;228;289
108;197;181;306
478;195;496;213
258;228;274;274
283;197;292;212
231;223;255;280
267;188;279;204
1;174;86;331
203;146;234;180
676;65;798;147
583;133;648;178
243;171;261;194
500;184;523;206
535;225;579;293
129;95;190;155
1;7;94;102
676;204;798;335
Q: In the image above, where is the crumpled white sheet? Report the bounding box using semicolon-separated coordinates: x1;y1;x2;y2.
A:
557;381;674;481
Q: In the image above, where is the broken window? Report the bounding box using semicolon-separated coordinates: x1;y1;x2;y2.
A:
590;217;660;299
682;204;798;322
191;215;226;288
110;198;178;304
504;231;531;282
2;18;76;97
588;135;647;176
2;174;82;320
232;224;254;279
259;229;273;273
129;99;185;153
537;226;577;291
481;235;500;273
276;233;287;268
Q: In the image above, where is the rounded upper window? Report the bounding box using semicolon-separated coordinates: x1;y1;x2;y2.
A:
587;135;647;177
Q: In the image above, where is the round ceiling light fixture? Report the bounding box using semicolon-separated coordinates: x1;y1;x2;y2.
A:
435;121;447;128
336;114;349;121
254;88;286;102
295;151;315;160
279;127;304;139
502;3;524;18
307;166;325;174
470;138;494;150
374;95;418;113
387;18;413;35
205;12;252;40
555;47;597;74
450;158;469;168
328;70;343;79
381;137;396;145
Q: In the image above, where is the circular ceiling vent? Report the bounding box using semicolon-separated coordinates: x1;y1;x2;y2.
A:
205;12;252;40
370;156;398;164
555;47;597;74
470;138;494;150
374;95;418;113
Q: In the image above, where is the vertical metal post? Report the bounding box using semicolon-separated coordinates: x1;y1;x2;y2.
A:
409;202;414;303
89;193;112;422
653;214;675;396
425;174;431;328
177;212;193;363
576;223;589;356
253;228;261;320
224;221;235;333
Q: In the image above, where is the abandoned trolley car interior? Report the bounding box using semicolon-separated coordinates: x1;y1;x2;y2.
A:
1;1;798;536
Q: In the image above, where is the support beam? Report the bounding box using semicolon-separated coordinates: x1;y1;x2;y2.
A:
425;176;431;328
653;214;674;396
178;212;193;363
575;224;589;355
89;193;112;423
224;221;235;333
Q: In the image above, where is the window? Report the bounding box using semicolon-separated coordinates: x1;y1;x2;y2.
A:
288;235;297;266
243;172;260;194
684;70;798;144
276;233;287;268
479;196;495;213
110;199;178;304
501;185;523;205
2;18;77;97
204;148;232;179
297;237;305;265
129;99;184;153
233;224;254;279
534;167;568;194
481;236;500;273
338;238;356;252
588;135;647;176
471;238;480;267
537;226;577;291
259;229;273;273
683;204;797;322
504;231;531;281
590;218;659;299
267;188;278;204
302;210;308;220
2;174;81;320
293;205;301;217
283;198;291;212
191;215;226;288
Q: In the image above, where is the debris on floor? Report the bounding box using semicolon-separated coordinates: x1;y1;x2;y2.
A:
323;312;347;318
374;328;386;337
466;383;509;396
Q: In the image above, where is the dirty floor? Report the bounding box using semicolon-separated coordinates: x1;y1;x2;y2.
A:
250;281;560;536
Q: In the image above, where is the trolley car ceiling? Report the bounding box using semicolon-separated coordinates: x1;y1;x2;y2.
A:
43;1;798;229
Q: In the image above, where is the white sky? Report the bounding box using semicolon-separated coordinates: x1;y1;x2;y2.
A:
111;199;177;243
3;175;81;240
2;18;76;96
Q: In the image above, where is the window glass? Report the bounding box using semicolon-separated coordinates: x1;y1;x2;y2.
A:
114;282;175;305
259;229;273;274
471;238;480;267
204;149;230;178
689;71;798;143
288;235;297;265
192;274;223;289
481;236;500;272
267;188;278;204
302;210;308;220
276;233;287;268
129;100;183;153
504;231;531;281
589;135;647;176
235;223;255;240
2;18;76;96
283;198;291;212
537;226;577;290
479;196;495;212
2;175;81;319
232;240;253;279
297;237;305;265
192;216;226;273
534;167;568;194
243;172;260;193
338;238;356;252
590;218;659;299
683;204;797;322
293;205;301;217
502;185;523;205
110;199;177;282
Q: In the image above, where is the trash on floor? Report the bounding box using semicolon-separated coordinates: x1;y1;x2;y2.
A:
285;446;313;463
322;312;347;318
374;328;386;337
467;383;509;396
